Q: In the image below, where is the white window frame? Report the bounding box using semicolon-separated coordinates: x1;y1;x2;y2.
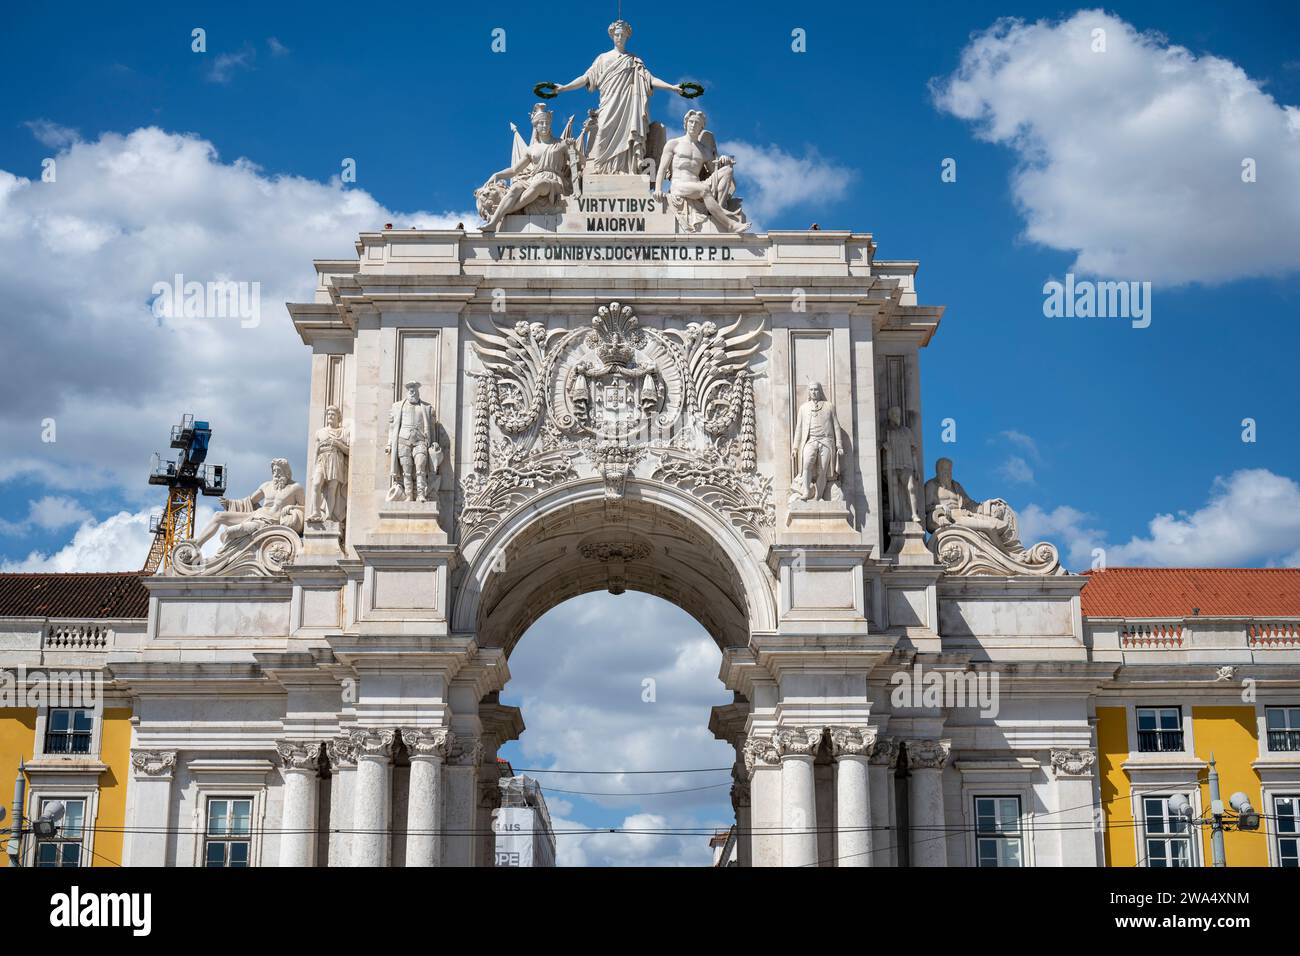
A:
202;795;257;868
32;795;89;868
1133;705;1188;756
960;769;1037;867
971;794;1025;867
23;786;99;868
33;695;105;759
187;770;269;868
1137;792;1199;868
1263;791;1300;867
1263;705;1300;754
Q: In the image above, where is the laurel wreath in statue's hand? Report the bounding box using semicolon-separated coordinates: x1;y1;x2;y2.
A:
678;82;704;98
534;82;559;99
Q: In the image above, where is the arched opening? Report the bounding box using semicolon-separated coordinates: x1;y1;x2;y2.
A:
452;481;773;866
497;592;736;866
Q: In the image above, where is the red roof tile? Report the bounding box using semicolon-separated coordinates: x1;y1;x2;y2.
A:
1081;568;1300;618
0;572;149;619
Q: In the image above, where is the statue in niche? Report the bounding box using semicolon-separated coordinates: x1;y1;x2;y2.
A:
309;404;350;525
655;109;749;233
192;458;305;554
385;382;442;503
477;103;582;231
924;457;1063;575
547;19;686;175
881;406;921;524
791;382;843;501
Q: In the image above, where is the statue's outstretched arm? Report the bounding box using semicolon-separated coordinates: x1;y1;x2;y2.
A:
555;74;587;93
649;74;681;93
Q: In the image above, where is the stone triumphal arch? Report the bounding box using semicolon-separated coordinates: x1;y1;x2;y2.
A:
115;21;1097;868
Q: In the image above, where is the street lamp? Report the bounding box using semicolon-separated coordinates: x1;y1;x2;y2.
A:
1167;755;1260;866
6;763;66;867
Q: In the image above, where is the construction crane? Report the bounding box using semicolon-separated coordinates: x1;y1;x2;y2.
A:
142;414;227;573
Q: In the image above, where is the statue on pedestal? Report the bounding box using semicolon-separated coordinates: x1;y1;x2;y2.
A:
655;110;749;233
791;382;843;501
309;405;350;524
192;458;305;553
386;382;442;503
477;104;581;231
547;20;686;175
882;406;921;524
924;457;1063;575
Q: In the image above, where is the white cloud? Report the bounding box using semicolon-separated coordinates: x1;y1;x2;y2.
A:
0;505;218;572
267;38;290;57
0;126;470;552
998;455;1035;484
1022;469;1300;570
0;495;94;536
207;46;256;84
24;120;79;149
502;592;735;865
719;141;853;226
932;10;1300;285
551;811;718;868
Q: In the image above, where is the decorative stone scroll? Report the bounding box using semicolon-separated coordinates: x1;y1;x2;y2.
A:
172;525;301;577
401;727;456;759
130;749;177;778
906;738;951;771
741;734;780;776
774;726;825;758
462;302;767;541
829;725;878;759
924;457;1063;576
1050;748;1097;777
276;740;324;772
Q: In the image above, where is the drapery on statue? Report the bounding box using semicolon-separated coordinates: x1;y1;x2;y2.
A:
923;457;1063;575
309;404;350;524
881;405;921;524
546;19;687;175
385;381;443;503
192;458;305;555
791;382;843;501
655;109;749;234
477;103;582;231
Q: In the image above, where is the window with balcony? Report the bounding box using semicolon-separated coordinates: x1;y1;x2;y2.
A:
1266;707;1300;752
44;709;93;755
1136;707;1184;752
974;796;1023;867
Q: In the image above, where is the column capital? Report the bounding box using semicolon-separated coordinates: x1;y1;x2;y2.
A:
774;726;824;758
325;735;358;770
906;738;951;770
1050;748;1097;777
401;727;455;760
130;749;177;780
741;733;780;776
447;735;483;767
869;735;900;768
829;725;877;759
349;727;397;760
276;739;324;773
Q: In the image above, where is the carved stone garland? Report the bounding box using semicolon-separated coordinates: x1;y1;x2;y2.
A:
461;302;770;541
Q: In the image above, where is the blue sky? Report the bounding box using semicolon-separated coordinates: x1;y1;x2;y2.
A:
2;2;1299;863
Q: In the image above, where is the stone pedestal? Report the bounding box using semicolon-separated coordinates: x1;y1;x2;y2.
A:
300;521;345;561
886;520;933;565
